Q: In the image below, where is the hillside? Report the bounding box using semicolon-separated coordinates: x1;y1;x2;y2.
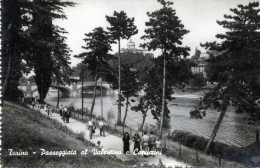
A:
1;102;124;167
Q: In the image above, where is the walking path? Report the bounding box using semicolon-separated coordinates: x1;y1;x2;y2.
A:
34;106;188;167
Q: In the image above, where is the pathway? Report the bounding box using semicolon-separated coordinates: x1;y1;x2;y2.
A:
34;106;188;167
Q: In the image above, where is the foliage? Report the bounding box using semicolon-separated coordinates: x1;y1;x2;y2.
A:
75;27;115;115
201;2;260;122
27;0;74;102
139;0;190;132
189;73;206;89
106;11;138;41
198;2;260;153
109;52;154;82
1;0;31;101
169;130;253;166
75;27;114;75
107;109;115;123
106;10;138;125
72;63;93;81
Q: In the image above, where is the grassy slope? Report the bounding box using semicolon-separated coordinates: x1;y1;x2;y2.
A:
2;102;124;167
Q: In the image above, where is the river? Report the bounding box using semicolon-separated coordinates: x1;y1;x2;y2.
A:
45;89;259;147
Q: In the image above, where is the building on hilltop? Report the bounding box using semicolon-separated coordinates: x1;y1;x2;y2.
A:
190;48;208;78
121;39;152;55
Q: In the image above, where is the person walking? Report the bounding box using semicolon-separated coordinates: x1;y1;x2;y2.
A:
149;131;156;157
87;118;94;139
99;120;105;137
64;106;70;123
142;132;150;157
62;106;67;123
59;105;63;116
123;132;130;154
132;132;141;154
156;137;162;152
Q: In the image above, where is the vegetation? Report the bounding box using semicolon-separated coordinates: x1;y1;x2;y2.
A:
168;130;256;166
141;0;190;137
106;11;138;125
2;102;124;167
189;73;207;89
199;2;260;153
1;0;75;103
75;27;114;117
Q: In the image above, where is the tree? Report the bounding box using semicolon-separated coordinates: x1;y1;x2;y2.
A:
75;27;114;117
189;73;206;89
27;0;74;103
119;65;141;126
131;65;162;131
200;2;260;153
106;11;138;125
1;0;31;101
141;0;190;138
109;51;154;82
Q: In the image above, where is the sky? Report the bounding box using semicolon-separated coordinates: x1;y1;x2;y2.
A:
54;0;257;67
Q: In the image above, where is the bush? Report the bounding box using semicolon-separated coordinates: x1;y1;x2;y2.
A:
107;109;115;123
170;130;254;166
156;116;171;129
76;131;86;142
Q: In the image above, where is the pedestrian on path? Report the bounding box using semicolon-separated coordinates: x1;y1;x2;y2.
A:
142;132;150;157
149;131;156;151
62;106;67;123
156;137;162;152
149;131;156;157
64;106;71;123
59;105;63;116
123;132;130;154
132;132;141;154
87;118;95;139
99;120;105;137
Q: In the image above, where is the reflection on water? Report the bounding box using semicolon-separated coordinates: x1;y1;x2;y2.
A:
45;93;260;147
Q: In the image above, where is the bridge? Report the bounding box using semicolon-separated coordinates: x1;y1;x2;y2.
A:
19;81;113;97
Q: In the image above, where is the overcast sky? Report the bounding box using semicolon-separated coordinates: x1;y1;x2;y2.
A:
54;0;256;67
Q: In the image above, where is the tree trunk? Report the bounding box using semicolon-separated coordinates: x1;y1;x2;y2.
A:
204;108;227;154
117;38;122;125
122;97;129;126
2;55;12;97
90;66;98;117
140;108;149;131
160;52;166;138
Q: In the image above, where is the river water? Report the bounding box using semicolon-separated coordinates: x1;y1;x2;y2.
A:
45;90;259;147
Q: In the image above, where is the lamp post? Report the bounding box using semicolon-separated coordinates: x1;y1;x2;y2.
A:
81;64;84;117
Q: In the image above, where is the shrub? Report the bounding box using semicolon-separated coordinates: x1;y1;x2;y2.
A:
107;109;115;123
76;131;86;142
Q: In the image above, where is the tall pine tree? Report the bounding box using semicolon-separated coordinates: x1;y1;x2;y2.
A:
201;2;260;153
75;27;114;117
141;0;190;138
106;11;138;125
27;0;74;103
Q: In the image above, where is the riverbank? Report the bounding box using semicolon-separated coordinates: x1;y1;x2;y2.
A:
45;91;259;147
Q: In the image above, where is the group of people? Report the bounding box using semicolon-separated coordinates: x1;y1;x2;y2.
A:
87;118;106;139
58;105;72;123
24;96;72;123
123;131;162;156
